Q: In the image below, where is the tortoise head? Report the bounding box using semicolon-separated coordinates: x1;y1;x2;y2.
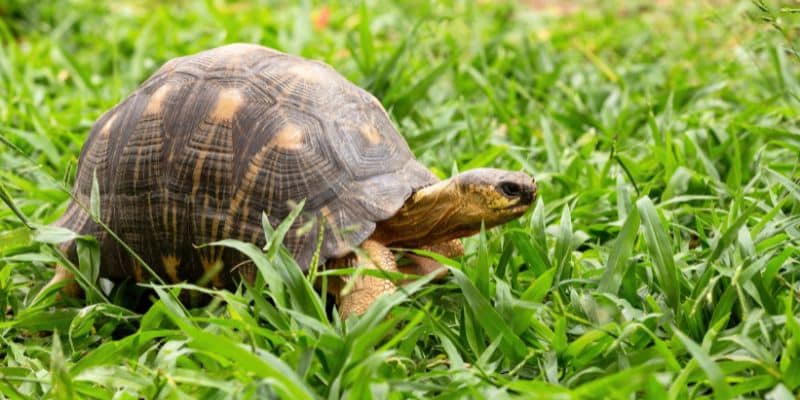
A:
450;168;536;224
374;168;537;246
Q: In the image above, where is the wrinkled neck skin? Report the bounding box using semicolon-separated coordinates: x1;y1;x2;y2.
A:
372;178;482;247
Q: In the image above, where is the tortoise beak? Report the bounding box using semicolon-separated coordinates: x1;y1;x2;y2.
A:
520;182;536;205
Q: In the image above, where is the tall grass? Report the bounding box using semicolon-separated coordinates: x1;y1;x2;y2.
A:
1;0;799;398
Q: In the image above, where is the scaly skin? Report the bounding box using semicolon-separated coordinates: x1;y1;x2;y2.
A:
334;240;398;319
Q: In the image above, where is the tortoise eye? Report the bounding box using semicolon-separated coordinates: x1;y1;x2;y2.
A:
498;181;521;198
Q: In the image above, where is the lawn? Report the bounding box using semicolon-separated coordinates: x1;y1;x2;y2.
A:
1;0;799;398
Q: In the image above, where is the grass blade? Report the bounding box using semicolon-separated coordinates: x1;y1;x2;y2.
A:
674;328;733;399
636;197;681;314
598;203;640;294
450;268;528;361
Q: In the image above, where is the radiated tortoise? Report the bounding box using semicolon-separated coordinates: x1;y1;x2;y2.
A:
46;43;537;317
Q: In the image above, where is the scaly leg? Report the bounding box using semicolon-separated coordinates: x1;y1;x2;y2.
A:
334;240;398;319
399;239;464;280
35;240;84;301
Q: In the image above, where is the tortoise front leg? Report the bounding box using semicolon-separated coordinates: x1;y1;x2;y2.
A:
334;240;398;319
399;239;464;280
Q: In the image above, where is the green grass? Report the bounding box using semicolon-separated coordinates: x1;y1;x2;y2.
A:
2;0;800;398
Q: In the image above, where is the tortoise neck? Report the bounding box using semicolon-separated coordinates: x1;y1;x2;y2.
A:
372;178;470;247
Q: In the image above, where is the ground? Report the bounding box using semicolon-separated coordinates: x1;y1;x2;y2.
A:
0;0;799;398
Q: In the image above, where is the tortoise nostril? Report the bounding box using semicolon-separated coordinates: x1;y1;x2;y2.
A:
523;181;538;204
498;181;522;198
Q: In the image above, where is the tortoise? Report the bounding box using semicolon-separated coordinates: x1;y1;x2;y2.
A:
46;43;537;317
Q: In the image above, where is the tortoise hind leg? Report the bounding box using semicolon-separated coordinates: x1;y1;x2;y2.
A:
36;239;84;301
40;265;83;299
334;240;398;319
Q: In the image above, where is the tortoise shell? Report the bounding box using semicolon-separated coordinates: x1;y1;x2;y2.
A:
56;43;437;287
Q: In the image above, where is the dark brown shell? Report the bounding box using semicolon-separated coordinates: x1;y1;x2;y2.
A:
56;43;436;286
